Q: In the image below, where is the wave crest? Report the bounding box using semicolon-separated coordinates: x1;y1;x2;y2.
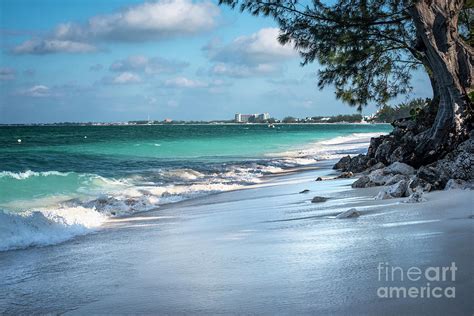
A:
0;207;106;252
0;131;385;252
0;170;71;180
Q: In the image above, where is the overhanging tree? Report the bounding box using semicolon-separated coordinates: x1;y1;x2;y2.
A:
220;0;473;166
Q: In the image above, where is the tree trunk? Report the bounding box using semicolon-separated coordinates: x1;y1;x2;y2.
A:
408;0;473;166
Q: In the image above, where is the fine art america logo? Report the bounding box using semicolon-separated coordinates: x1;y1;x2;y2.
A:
377;262;457;299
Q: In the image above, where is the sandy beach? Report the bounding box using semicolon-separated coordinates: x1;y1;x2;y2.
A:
1;153;472;314
2;0;473;313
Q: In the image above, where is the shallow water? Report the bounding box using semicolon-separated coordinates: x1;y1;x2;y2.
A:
0;167;472;314
0;124;391;251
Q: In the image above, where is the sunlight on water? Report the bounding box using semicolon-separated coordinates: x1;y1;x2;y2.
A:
0;124;391;251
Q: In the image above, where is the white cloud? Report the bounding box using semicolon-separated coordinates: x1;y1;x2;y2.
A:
0;67;16;80
205;28;297;77
112;72;142;84
210;63;280;78
17;85;51;97
101;72;142;85
12;0;220;54
110;55;188;74
14;83;91;97
164;77;207;88
13;39;96;55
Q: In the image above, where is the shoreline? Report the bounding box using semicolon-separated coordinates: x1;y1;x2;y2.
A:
0;132;472;314
0;131;386;253
1;155;472;314
0;122;392;127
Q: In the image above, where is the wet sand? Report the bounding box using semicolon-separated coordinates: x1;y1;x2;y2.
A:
0;164;473;315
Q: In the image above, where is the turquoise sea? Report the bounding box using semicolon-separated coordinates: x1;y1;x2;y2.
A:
0;124;391;251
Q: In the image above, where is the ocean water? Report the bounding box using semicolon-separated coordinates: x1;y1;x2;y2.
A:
0;124;391;251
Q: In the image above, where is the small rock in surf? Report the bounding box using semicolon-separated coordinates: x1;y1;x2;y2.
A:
311;196;328;203
336;208;360;219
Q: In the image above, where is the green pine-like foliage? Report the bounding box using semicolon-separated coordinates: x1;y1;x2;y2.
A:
219;0;472;110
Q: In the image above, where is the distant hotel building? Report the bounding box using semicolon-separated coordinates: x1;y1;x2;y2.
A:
235;113;270;123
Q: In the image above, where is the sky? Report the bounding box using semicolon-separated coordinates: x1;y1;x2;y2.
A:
0;0;432;123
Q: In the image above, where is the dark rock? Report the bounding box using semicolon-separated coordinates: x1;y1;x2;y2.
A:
334;153;374;174
406;120;417;131
315;177;323;181
374;140;393;164
368;136;384;157
437;150;473;181
311;196;328;203
405;191;426;203
444;179;473;190
336;208;360;219
385;174;409;186
375;190;392;200
389;146;405;163
383;162;415;175
337;171;354;178
375;180;409;199
351;176;372;188
408;177;431;192
412;126;467;172
365;162;385;173
389;180;409;197
299;189;310;194
417;165;446;190
457;136;474;153
333;155;351;170
336;114;473;192
345;154;370;173
392;118;412;129
367;169;390;186
367;158;379;168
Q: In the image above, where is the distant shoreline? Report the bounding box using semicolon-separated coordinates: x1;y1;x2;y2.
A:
0;122;391;127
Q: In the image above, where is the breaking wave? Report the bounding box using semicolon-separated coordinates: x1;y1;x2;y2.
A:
0;170;71;180
0;132;385;252
0;207;106;252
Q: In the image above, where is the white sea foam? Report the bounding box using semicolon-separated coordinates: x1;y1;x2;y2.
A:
161;168;205;181
0;170;71;179
0;207;106;252
269;132;386;161
82;181;247;216
0;131;382;252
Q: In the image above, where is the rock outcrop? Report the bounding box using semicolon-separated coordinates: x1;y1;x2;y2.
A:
337;171;353;179
444;179;473;190
334;129;474;193
333;155;351;170
416;136;474;190
351;176;373;188
385;174;409;186
375;180;409;200
383;162;415;176
405;191;426;203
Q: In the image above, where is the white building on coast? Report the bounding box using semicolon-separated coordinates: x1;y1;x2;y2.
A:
235;113;270;123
